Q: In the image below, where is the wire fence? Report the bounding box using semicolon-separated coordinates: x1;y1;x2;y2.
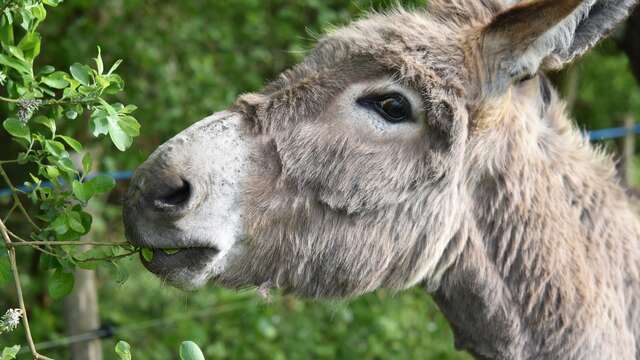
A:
587;124;640;141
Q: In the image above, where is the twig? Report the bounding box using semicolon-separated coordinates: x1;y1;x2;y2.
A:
3;202;18;223
75;250;138;263
0;218;54;360
0;95;99;106
8;240;130;247
0;95;19;103
6;230;61;258
0;164;41;231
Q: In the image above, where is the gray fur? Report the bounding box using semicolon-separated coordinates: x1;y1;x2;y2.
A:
482;0;638;94
123;1;640;358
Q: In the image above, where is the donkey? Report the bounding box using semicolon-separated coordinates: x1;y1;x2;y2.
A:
123;0;640;358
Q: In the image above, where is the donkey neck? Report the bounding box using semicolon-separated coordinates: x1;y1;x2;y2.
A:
432;86;640;359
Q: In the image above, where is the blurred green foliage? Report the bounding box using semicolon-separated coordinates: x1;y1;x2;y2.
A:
572;40;640;129
1;0;640;359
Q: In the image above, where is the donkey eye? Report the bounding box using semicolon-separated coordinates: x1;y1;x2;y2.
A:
358;93;412;123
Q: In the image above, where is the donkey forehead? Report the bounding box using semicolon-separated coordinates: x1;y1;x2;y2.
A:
328;11;459;50
266;11;467;98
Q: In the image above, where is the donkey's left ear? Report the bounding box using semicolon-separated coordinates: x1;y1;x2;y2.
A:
481;0;638;94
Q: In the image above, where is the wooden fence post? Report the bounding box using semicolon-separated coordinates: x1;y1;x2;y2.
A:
63;243;102;360
63;149;103;360
619;114;636;187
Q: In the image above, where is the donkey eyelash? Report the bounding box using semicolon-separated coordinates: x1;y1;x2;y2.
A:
358;84;427;124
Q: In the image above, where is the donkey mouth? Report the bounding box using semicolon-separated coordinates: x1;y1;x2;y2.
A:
140;247;220;281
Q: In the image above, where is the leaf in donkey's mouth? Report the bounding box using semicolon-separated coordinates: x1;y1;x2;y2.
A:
141;248;154;262
162;249;180;255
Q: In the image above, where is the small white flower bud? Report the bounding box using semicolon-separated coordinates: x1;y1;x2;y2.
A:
0;308;23;334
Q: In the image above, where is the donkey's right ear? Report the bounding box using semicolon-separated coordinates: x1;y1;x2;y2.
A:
480;0;638;95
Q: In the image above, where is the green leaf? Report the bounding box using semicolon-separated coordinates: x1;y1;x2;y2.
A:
82;152;92;175
3;10;12;26
77;85;92;95
7;46;25;61
38;65;55;75
65;110;78;120
87;175;115;194
44;140;67;158
179;341;205;360
107;59;123;75
43;0;63;6
18;10;33;32
118;115;141;137
33;115;56;135
57;135;83;152
1;345;20;360
107;114;133;151
75;246;111;262
31;4;47;22
39;254;58;272
122;104;138;114
42;71;69;89
72;180;93;203
0;54;30;74
99;99;117;115
43;165;59;180
50;214;68;235
56;157;77;176
67;211;85;233
3;118;30;142
48;269;74;299
0;255;11;286
141;248;154;262
104;74;124;94
95;46;104;75
115;341;131;360
79;210;93;235
18;31;41;61
69;63;92;86
89;110;109;136
0;18;14;47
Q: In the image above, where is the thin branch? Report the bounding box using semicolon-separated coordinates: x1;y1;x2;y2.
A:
0;95;19;103
0;218;54;360
8;240;130;247
0;95;100;107
3;202;18;223
4;228;29;243
75;250;138;263
6;231;136;262
6;230;61;258
0;164;41;231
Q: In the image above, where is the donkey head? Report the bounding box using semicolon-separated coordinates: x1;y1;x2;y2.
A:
123;0;637;297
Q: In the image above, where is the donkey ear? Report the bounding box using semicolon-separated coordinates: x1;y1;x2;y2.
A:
482;0;638;94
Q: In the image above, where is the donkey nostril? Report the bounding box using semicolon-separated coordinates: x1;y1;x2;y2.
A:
154;179;191;209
